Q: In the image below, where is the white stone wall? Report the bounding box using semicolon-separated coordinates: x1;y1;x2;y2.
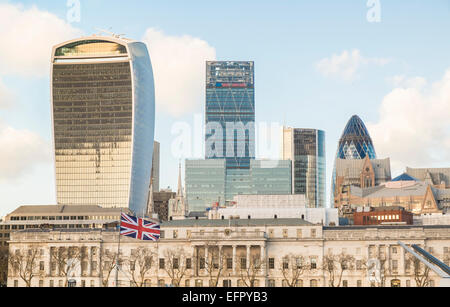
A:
6;225;450;288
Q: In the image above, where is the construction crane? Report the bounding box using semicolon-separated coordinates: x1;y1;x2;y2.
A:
398;241;450;287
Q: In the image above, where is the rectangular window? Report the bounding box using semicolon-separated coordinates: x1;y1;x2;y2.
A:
199;258;205;270
173;258;179;270
186;258;192;270
310;258;317;270
240;258;247;269
159;259;165;269
226;258;233;270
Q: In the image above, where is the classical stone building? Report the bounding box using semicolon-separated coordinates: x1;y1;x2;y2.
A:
6;220;450;288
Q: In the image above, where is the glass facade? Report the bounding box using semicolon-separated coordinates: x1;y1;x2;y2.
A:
186;160;291;212
51;38;155;215
283;128;326;208
55;40;128;57
337;115;377;160
185;160;226;212
331;115;377;206
205;61;255;170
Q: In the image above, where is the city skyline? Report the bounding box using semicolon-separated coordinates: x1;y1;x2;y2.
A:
2;1;450;216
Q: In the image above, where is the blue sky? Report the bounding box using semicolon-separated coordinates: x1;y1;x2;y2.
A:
1;0;450;216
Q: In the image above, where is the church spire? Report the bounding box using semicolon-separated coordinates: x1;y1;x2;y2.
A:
177;162;183;197
146;177;154;217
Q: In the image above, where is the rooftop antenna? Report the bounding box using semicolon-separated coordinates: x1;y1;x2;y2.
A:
95;28;125;39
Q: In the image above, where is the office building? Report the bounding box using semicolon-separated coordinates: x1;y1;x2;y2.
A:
282;128;326;208
151;141;160;192
205;61;255;170
208;194;339;226
51;36;155;214
186;160;292;212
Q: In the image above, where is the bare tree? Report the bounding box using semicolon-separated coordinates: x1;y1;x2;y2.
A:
322;252;355;287
236;254;264;287
50;246;83;287
8;247;40;287
163;247;191;287
361;256;389;287
100;249;121;287
407;254;431;287
203;244;226;287
127;247;155;287
0;248;8;287
280;254;308;287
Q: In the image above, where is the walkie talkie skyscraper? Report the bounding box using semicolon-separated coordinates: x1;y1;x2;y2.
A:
51;36;155;215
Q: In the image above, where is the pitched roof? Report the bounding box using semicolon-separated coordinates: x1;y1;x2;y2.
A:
392;173;418;182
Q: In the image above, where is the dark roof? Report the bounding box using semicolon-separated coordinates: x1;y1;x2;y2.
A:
8;205;127;216
392;173;418;182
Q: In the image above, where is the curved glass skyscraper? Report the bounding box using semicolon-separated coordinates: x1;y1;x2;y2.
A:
331;115;377;206
337;115;377;160
51;36;155;215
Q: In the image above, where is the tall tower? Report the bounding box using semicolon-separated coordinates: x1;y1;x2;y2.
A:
205;61;255;170
169;163;187;220
282;128;326;208
51;36;155;215
331;115;377;207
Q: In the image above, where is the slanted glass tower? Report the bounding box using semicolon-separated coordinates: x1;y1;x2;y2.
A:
205;61;255;169
331;115;377;206
51;36;155;215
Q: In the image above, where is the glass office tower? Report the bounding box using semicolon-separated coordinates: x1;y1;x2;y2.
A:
205;61;255;170
186;159;291;212
282;128;326;208
51;36;155;215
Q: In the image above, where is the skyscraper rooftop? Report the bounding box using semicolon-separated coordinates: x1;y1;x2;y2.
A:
337;115;377;160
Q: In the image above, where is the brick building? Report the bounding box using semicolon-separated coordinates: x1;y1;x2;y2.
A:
353;206;414;226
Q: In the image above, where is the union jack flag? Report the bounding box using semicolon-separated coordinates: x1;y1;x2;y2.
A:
120;213;161;241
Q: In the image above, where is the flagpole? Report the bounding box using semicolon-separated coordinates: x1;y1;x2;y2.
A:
115;208;122;288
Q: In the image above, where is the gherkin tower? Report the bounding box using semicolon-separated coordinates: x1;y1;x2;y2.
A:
331;115;377;206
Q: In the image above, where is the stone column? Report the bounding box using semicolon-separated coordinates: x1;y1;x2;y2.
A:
205;245;209;272
261;245;267;277
232;245;237;275
246;245;251;270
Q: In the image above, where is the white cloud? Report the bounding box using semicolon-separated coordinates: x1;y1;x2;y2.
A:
142;28;216;117
386;75;427;89
0;124;52;181
0;79;14;109
0;3;82;77
367;69;450;176
316;49;390;81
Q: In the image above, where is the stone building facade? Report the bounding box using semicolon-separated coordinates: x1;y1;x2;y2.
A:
6;220;450;288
